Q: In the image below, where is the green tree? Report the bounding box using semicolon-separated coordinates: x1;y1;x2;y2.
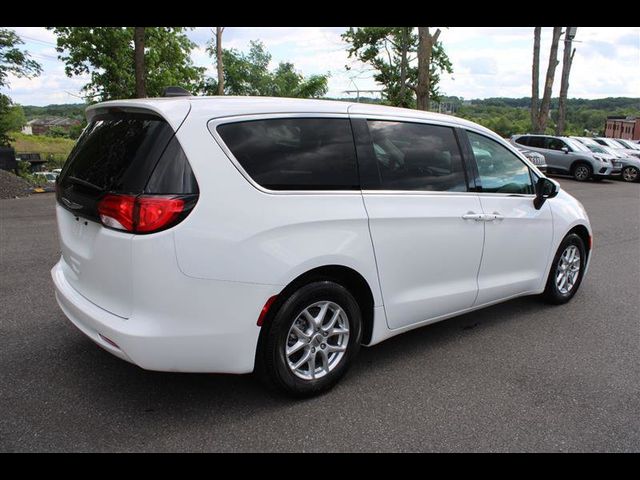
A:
206;40;328;98
342;27;452;108
1;29;41;146
48;27;206;101
1;29;42;88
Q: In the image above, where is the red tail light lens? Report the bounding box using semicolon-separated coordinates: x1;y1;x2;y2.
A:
98;194;136;231
136;196;185;233
97;194;189;234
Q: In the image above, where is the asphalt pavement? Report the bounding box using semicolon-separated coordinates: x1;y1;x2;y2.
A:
0;176;638;452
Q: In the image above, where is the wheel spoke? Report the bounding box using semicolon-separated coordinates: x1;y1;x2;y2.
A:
315;302;330;327
326;344;346;353
287;340;306;356
292;350;312;370
292;325;310;341
329;327;349;337
323;308;341;332
319;350;330;374
308;352;317;378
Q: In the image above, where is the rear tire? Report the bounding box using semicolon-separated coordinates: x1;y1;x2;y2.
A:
621;166;639;183
257;281;362;397
572;163;592;182
541;233;586;304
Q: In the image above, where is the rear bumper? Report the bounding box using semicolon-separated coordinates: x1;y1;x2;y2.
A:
52;259;277;374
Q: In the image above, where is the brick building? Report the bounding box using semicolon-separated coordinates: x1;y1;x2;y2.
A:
604;116;639;141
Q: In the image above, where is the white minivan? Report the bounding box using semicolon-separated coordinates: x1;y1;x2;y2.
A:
52;95;592;396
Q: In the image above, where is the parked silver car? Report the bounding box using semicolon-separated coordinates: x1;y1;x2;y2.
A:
511;134;613;182
593;137;640;160
572;137;640;183
515;147;547;173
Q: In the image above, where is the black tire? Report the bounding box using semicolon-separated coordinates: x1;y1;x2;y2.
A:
257;281;362;397
541;233;587;304
621;166;639;183
572;162;592;182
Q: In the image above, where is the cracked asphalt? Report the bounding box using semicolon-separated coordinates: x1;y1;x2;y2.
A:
1;176;638;452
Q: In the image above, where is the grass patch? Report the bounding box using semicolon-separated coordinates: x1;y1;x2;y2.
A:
10;131;76;156
9;131;76;169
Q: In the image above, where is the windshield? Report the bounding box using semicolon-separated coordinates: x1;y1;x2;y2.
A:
565;138;590;152
601;138;626;149
585;144;607;154
616;139;640;150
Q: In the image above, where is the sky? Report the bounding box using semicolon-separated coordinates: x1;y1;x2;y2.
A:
2;27;639;106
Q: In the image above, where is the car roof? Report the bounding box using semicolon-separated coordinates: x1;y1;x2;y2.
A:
86;95;495;136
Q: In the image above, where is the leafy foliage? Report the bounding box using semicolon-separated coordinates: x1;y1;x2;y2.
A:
342;27;452;108
48;27;206;101
451;96;640;137
0;95;26;146
204;40;328;98
0;29;42;88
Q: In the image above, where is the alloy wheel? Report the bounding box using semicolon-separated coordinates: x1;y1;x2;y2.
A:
285;301;350;380
574;165;590;181
555;245;581;295
622;166;638;182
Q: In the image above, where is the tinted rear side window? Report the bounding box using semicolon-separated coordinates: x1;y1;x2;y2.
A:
515;136;530;146
527;136;546;148
366;120;467;192
216;118;359;190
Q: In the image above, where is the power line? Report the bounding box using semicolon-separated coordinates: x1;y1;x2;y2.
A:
19;34;57;47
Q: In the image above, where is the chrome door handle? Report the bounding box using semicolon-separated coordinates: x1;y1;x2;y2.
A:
462;212;484;221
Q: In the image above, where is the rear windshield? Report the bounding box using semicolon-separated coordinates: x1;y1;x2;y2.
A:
58;109;198;219
61;111;175;194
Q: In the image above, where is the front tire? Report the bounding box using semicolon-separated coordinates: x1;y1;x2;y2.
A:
258;281;362;397
572;163;592;182
541;233;587;304
621;166;639;183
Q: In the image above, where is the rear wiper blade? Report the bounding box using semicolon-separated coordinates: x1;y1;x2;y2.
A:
67;176;102;192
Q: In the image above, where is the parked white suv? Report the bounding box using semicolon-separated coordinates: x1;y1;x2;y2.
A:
52;96;593;396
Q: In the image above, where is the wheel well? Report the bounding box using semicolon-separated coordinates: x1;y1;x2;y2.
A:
570;160;592;173
567;224;591;258
258;265;376;346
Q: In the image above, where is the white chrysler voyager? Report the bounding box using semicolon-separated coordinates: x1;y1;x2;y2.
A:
52;95;592;396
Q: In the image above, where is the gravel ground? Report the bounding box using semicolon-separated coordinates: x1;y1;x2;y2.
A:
0;169;32;199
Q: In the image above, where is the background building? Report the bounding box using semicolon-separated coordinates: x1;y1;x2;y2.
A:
604;116;639;140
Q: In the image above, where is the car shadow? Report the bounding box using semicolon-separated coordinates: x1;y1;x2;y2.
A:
54;293;549;414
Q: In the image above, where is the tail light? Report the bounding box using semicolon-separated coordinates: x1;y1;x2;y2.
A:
97;193;196;234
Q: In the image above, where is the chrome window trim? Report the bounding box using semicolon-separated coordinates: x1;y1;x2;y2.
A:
361;189;535;198
207;112;545;197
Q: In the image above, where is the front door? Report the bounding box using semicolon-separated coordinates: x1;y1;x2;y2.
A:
466;130;554;305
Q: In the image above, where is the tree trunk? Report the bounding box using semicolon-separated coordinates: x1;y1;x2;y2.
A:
398;27;408;107
556;27;577;135
416;27;440;111
134;27;146;98
536;27;562;133
531;27;541;131
216;27;224;95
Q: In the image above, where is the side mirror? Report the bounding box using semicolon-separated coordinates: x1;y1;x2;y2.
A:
534;177;559;210
561;147;569;154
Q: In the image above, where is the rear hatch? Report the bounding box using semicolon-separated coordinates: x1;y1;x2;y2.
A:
55;104;198;318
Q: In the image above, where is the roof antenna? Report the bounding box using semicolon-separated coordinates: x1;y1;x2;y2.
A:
162;86;192;97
